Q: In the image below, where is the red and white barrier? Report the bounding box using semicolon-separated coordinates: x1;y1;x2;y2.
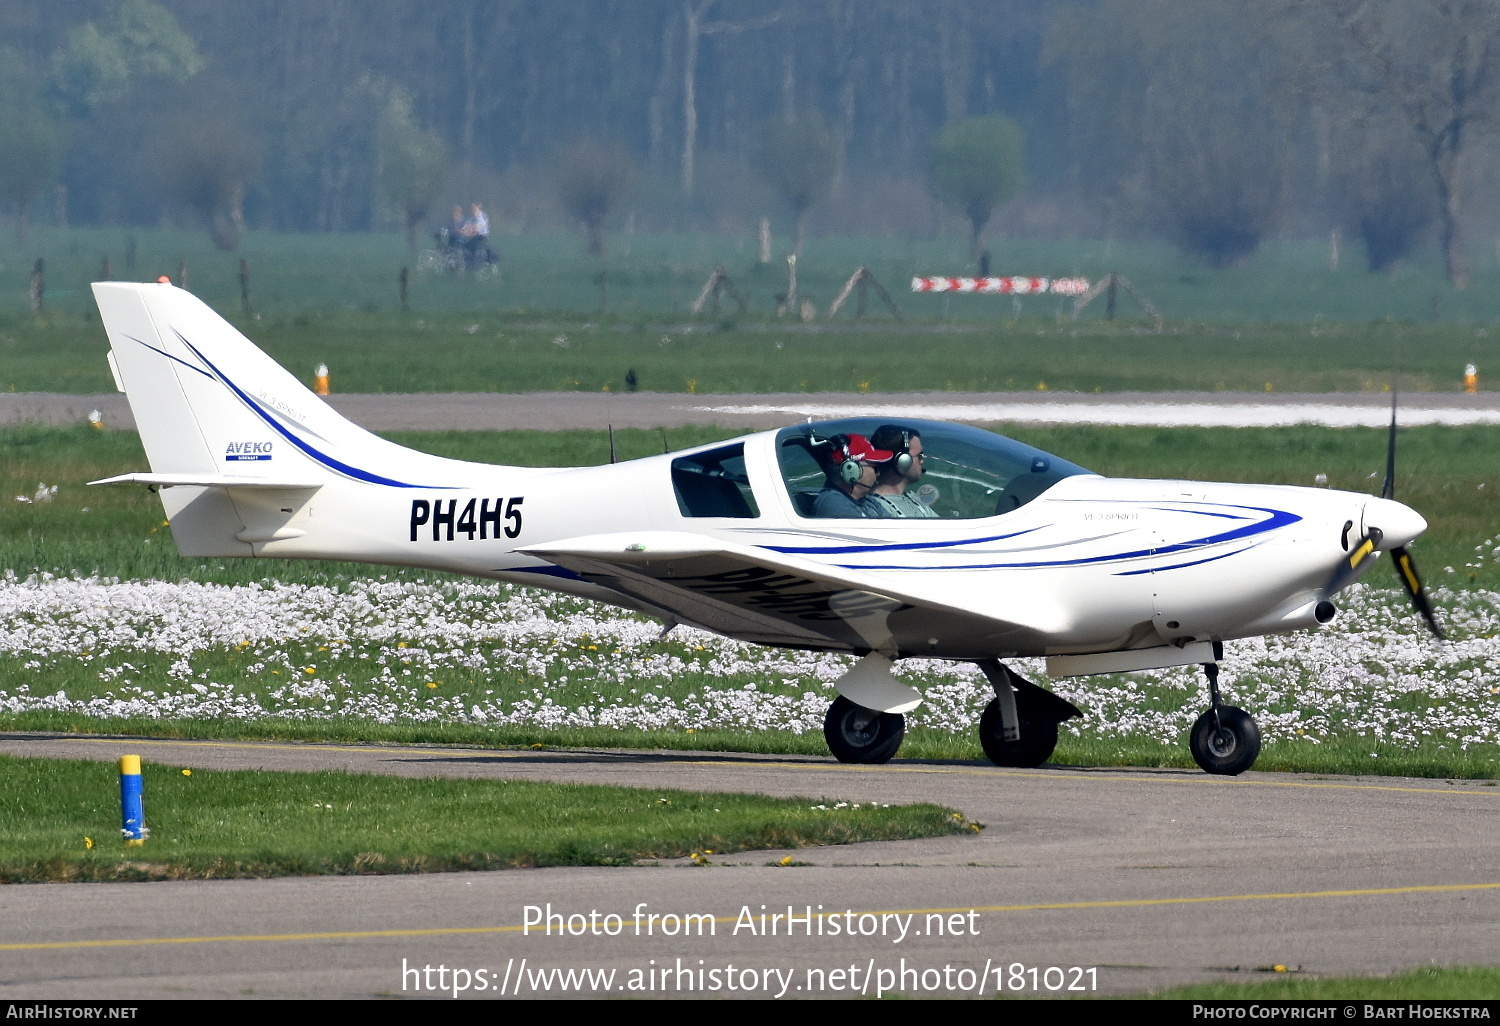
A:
911;276;1090;296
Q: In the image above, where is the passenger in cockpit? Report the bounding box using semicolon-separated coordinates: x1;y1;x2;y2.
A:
812;433;893;518
866;425;939;518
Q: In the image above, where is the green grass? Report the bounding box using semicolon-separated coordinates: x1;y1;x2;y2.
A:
3;227;1500;394
5;307;1496;395
1140;965;1500;999
0;754;976;882
9;226;1500;323
5;422;1494;589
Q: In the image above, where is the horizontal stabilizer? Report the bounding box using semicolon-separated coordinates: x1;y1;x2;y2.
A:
89;473;324;490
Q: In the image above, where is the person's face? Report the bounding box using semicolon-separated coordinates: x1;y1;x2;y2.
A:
851;461;878;497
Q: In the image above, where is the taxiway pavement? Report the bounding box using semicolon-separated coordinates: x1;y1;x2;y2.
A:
1;733;1496;999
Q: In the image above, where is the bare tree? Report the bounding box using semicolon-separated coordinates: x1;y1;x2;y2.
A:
556;140;634;255
378;91;448;251
1331;124;1438;272
1292;0;1500;288
1049;0;1288;266
0;103;66;244
753;111;839;257
158;115;260;250
681;0;782;199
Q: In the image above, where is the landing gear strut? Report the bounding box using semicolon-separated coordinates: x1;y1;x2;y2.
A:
976;661;1082;767
1188;644;1261;775
823;695;905;764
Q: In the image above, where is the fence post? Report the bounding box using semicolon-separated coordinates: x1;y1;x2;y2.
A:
239;259;253;317
28;259;44;313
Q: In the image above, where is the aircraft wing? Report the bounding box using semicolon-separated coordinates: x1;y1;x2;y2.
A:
519;530;1037;654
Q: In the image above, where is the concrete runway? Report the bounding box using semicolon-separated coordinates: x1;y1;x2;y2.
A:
6;389;1500;432
2;733;1497;999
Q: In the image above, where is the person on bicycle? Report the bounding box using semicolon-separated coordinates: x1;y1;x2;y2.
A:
461;203;490;269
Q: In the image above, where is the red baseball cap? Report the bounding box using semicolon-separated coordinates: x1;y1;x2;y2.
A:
838;433;894;464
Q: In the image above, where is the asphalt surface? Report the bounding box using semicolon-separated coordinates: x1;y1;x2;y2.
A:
6;390;1500;431
2;733;1497;999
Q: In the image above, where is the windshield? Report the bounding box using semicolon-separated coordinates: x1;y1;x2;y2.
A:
776;418;1092;520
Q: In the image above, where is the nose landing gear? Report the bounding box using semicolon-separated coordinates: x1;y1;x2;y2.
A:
1189;646;1261;775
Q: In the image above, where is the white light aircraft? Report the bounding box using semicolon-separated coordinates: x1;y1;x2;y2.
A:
90;282;1443;774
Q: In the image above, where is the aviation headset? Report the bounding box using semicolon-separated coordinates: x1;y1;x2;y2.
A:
874;427;916;477
827;435;865;484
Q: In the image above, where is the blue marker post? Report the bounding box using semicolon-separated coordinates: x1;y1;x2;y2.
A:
119;755;147;845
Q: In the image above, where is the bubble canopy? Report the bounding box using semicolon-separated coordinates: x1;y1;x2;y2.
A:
775;418;1094;520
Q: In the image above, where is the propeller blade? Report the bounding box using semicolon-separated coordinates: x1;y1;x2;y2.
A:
1390;544;1445;640
1323;528;1382;598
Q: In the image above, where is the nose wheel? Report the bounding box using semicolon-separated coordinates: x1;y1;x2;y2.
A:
823;695;905;764
1190;650;1261;775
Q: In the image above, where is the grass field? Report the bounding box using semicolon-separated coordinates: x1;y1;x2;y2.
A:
1141;965;1500;1000
2;424;1495;778
0;754;973;882
2;228;1499;394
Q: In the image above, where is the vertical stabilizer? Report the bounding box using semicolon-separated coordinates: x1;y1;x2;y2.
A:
91;281;477;557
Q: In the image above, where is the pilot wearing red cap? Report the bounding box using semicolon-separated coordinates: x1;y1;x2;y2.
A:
813;433;895;518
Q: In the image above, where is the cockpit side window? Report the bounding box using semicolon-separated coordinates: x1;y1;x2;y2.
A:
777;436;830;518
672;444;760;518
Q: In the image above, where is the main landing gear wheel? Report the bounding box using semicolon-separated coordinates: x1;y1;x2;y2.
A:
979;695;1059;767
824;696;905;764
1189;706;1261;775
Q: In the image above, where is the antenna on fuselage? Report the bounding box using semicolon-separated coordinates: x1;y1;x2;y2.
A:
608;424;617;464
1381;342;1399;500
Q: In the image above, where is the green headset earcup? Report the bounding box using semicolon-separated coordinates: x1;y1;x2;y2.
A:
839;458;862;483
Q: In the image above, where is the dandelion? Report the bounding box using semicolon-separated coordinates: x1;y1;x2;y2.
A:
84;837;94;849
181;769;191;776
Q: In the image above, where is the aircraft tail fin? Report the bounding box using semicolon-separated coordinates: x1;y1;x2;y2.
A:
91;281;468;556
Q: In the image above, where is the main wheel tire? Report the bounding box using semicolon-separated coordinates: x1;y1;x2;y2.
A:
979;696;1059;767
824;696;905;764
1189;706;1261;775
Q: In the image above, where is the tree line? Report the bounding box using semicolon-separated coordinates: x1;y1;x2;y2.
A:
1;0;1497;286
